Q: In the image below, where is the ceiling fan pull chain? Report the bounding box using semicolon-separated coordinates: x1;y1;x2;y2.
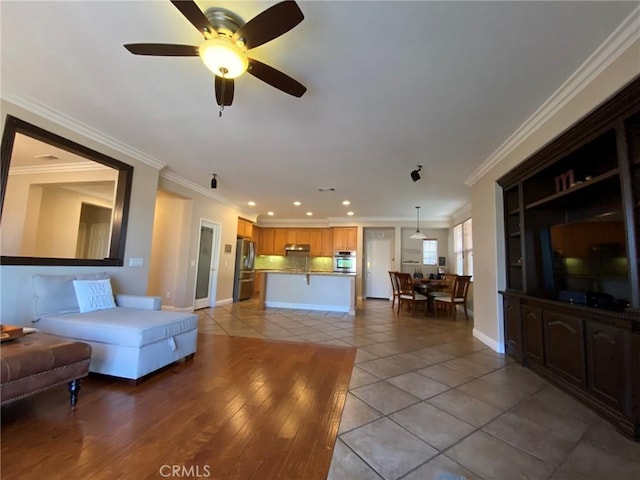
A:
218;69;227;117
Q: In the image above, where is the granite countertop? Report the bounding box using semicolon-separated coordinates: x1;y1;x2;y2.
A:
256;270;356;277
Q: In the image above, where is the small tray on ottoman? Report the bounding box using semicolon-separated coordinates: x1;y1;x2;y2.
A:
0;325;23;342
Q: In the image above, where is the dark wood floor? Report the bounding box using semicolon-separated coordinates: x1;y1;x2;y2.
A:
1;334;356;480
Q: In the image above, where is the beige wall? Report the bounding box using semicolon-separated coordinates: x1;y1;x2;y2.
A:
470;39;640;351
156;176;243;306
148;191;191;308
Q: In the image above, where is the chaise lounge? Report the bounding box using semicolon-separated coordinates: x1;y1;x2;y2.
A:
30;273;199;382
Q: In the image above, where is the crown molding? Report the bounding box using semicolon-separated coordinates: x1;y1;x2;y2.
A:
9;162;109;175
2;92;166;171
451;202;472;222
465;5;640;187
159;170;243;209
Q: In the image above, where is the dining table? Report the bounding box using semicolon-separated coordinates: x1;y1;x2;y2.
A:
412;278;448;315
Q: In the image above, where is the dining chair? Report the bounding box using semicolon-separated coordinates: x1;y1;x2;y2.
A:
433;275;472;320
395;272;428;316
388;271;400;308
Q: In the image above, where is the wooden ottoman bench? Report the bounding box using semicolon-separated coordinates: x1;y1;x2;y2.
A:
1;332;91;407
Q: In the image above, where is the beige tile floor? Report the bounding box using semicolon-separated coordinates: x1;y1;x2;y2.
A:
197;299;640;480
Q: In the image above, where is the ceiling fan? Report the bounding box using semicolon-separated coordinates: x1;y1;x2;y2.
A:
124;0;307;115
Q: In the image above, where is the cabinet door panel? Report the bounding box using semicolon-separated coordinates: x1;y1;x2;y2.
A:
258;228;275;255
309;229;323;257
522;305;543;364
274;229;288;255
321;229;333;256
585;321;625;411
543;311;585;388
296;229;311;244
504;297;523;361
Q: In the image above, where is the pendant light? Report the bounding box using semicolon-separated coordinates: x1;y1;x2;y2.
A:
410;206;426;239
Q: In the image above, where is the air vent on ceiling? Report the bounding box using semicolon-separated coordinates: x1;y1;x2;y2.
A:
34;154;60;161
316;187;335;192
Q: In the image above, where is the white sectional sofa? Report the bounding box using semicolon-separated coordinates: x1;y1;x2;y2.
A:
30;273;198;381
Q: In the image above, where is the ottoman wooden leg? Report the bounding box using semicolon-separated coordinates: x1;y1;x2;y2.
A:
68;379;83;407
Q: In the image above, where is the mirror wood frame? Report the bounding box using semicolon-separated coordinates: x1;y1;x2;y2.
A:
0;115;133;266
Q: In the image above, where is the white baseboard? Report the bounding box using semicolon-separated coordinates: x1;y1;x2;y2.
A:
216;297;233;307
473;328;505;353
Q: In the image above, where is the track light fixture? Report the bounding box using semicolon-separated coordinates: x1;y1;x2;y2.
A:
411;165;423;182
210;173;218;189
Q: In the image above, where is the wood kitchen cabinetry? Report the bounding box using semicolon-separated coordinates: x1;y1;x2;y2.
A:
257;228;275;255
237;218;253;239
498;77;640;440
256;228;335;256
332;227;357;251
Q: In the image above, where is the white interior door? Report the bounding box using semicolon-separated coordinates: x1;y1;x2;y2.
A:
194;220;220;309
365;238;392;299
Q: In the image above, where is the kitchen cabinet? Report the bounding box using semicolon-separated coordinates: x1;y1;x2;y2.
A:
257;228;275;255
333;227;357;251
254;272;264;298
264;228;334;257
321;228;333;256
273;229;289;255
237;218;253;239
309;229;323;257
296;229;311;244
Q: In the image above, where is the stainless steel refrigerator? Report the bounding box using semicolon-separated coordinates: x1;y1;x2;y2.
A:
233;239;256;301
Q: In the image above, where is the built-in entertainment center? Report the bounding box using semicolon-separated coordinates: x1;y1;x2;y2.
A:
498;76;639;440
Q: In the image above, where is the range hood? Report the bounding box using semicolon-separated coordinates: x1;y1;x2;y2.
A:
284;244;310;253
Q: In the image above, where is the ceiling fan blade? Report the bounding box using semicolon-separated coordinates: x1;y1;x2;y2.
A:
124;43;199;56
170;0;216;37
233;1;304;50
248;58;306;97
215;76;234;106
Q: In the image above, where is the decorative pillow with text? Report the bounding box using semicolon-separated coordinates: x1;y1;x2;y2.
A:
72;278;116;313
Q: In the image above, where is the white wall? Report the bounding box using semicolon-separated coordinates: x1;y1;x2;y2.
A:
469;38;640;352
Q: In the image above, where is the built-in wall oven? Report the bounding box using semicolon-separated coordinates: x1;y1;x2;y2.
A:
334;250;357;273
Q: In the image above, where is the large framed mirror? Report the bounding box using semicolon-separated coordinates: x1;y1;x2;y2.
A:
0;115;133;266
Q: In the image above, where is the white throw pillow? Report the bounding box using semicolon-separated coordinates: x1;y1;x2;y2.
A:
72;278;116;313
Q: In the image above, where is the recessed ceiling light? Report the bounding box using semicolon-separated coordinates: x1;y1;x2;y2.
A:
306;211;313;216
248;201;255;206
293;201;301;206
347;211;354;216
267;211;274;216
342;200;351;206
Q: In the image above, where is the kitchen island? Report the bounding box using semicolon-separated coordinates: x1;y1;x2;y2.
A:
258;271;357;315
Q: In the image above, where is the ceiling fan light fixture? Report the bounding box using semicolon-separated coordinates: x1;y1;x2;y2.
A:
199;37;248;78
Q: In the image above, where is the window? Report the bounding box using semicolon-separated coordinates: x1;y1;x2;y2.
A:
453;218;473;278
422;239;438;265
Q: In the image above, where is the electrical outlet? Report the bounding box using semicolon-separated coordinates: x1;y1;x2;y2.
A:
129;257;143;267
165;291;172;298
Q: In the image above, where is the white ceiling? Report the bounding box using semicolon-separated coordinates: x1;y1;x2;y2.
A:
2;1;638;223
